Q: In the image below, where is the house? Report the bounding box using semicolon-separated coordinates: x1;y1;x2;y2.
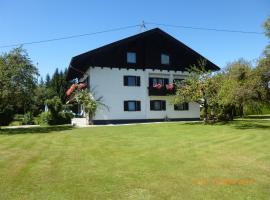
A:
66;28;219;124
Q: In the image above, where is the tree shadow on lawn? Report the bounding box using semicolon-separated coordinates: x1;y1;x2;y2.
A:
0;125;74;135
182;120;270;130
231;120;270;130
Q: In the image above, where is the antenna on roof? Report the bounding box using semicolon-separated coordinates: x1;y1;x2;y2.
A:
140;20;147;32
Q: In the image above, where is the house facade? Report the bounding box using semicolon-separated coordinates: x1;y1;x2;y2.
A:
67;28;219;124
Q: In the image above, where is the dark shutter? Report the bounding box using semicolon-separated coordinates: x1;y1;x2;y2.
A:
124;101;128;111
136;101;141;111
124;76;128;86
162;101;166;110
185;103;189;110
136;76;140;86
149;78;153;87
150;101;154;110
164;78;169;85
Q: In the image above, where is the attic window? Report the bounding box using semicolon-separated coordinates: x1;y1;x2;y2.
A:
161;54;170;65
127;52;136;63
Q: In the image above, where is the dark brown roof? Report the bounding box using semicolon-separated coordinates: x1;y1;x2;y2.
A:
67;28;219;80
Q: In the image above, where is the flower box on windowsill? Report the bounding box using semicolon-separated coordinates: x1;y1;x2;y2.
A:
148;85;175;96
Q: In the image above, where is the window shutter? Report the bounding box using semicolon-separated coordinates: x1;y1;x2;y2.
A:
149;78;153;87
124;76;128;86
162;101;166;110
164;78;169;85
136;101;141;111
124;101;128;111
136;76;140;86
185;103;189;110
150;101;154;110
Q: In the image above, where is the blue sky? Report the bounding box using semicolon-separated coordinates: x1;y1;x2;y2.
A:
0;0;269;78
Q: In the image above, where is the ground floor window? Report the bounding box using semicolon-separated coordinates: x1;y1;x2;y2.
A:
124;101;141;111
150;100;166;111
174;103;189;111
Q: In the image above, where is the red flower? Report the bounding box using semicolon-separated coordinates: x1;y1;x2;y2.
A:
153;83;162;89
166;83;174;91
78;83;87;90
66;84;76;96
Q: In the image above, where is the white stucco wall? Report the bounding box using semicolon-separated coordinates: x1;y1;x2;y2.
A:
86;67;200;121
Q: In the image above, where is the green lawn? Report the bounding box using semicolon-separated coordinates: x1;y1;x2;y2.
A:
0;120;269;200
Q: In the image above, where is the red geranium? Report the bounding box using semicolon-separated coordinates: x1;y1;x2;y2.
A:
66;84;76;96
66;82;87;96
153;83;162;89
78;83;87;90
166;83;174;91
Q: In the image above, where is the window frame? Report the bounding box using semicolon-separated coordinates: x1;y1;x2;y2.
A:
149;77;169;87
150;100;166;111
124;76;140;86
161;53;170;65
127;52;136;64
124;100;141;111
174;103;189;111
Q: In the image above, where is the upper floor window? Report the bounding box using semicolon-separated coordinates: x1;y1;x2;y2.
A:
124;101;141;111
124;76;140;86
174;103;189;111
161;54;170;65
127;52;136;63
149;77;169;87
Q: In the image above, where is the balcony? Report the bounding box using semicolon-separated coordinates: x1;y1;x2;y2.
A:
148;84;176;96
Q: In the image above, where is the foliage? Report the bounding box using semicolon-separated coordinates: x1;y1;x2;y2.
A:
38;96;73;125
174;58;269;122
0;105;15;126
263;16;270;54
0;47;38;125
45;68;70;103
22;112;35;125
75;89;97;122
31;82;49;116
174;61;220;122
37;111;52;125
218;59;267;117
66;82;108;124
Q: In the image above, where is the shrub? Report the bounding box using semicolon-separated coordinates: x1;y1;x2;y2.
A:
0;105;15;126
38;111;52;125
37;96;74;125
22;112;35;125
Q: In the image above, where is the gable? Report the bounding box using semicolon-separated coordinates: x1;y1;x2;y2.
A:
67;28;219;80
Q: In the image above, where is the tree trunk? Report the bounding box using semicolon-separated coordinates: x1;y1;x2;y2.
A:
239;104;244;118
204;98;209;122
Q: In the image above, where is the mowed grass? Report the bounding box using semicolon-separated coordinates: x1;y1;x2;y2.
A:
0;120;269;200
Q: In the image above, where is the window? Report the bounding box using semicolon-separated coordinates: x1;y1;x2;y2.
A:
174;103;189;111
127;52;136;63
124;101;141;111
150;100;166;111
161;54;170;65
149;77;169;87
124;76;140;86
